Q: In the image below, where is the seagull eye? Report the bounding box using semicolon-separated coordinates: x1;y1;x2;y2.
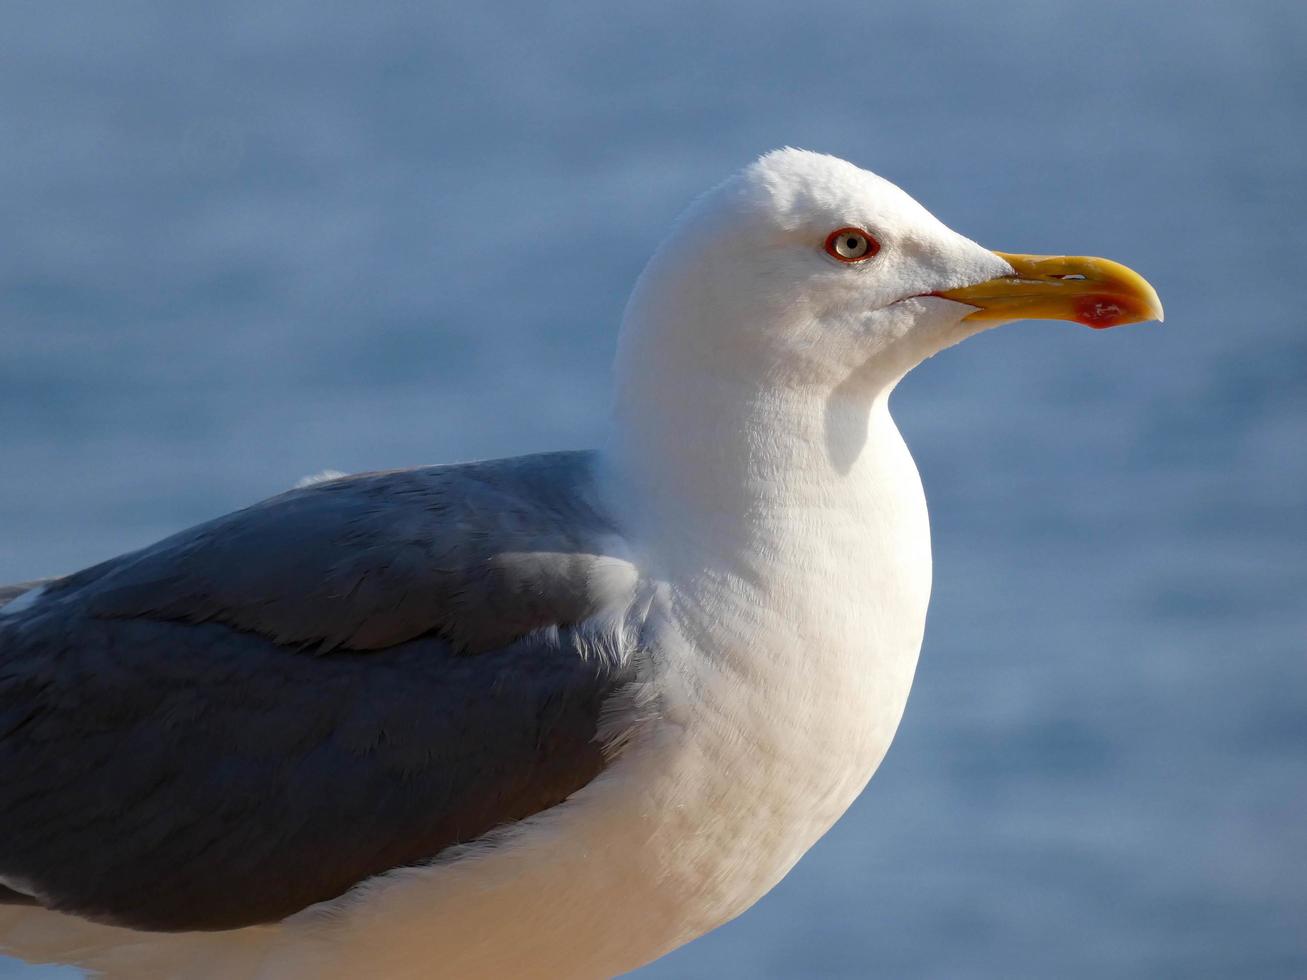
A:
824;227;880;263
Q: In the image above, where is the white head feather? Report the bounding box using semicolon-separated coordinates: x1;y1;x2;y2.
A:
606;148;1012;541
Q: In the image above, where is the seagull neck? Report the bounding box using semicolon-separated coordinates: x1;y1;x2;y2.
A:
602;369;911;572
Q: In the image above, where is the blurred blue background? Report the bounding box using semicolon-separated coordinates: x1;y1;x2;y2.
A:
1;2;1304;977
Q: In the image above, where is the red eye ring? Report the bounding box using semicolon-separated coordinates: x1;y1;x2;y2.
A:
824;227;880;263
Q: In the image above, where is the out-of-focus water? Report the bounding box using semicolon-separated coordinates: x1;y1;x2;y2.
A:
1;2;1303;977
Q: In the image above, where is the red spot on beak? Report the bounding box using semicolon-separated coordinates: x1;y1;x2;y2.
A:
1074;295;1130;329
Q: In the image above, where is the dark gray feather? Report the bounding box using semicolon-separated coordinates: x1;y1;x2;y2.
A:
0;451;644;932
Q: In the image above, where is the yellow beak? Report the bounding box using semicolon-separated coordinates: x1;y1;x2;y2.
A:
933;252;1164;329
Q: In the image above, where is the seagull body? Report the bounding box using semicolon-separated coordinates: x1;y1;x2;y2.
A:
0;150;1161;978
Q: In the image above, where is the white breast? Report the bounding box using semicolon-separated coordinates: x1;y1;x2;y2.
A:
635;398;933;936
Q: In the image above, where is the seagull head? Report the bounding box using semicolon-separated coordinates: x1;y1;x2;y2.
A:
609;148;1163;507
616;148;1163;400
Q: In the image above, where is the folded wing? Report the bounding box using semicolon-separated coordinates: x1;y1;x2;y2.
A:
0;451;644;932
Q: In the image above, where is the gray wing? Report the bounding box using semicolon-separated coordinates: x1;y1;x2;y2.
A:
0;451;644;932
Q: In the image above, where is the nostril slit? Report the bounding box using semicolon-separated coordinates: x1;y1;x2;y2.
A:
1050;273;1087;281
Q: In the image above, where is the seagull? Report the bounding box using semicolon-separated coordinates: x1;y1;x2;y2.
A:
0;149;1162;979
